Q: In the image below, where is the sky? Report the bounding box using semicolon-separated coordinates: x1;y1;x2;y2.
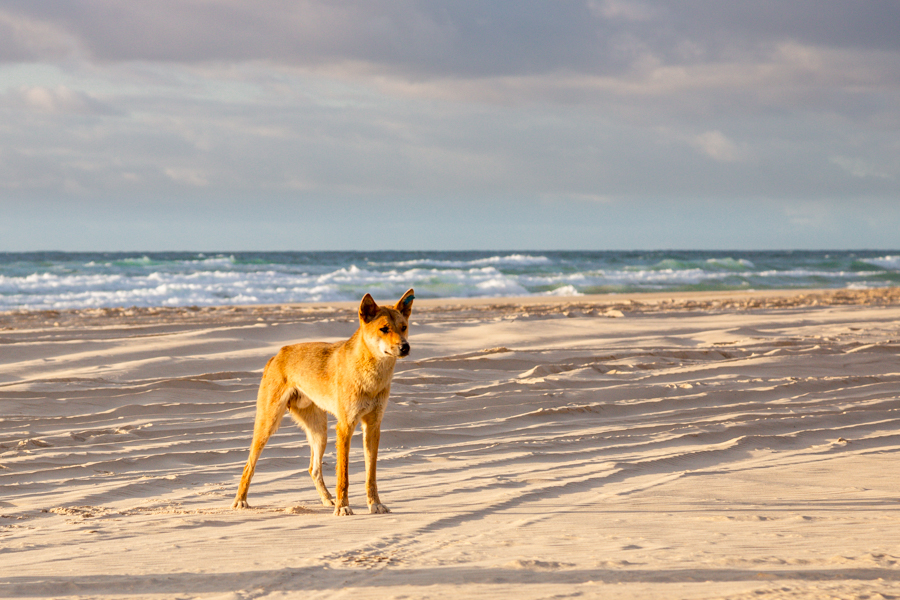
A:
1;1;899;251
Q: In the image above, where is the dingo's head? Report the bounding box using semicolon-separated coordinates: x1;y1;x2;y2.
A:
358;288;414;359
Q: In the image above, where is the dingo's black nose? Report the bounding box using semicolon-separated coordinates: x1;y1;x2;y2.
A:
399;342;410;357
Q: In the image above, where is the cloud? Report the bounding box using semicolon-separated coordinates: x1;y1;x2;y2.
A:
830;156;894;180
691;130;742;163
588;0;659;22
164;167;209;187
0;2;602;77
2;2;899;112
0;8;82;61
0;2;896;88
3;84;118;115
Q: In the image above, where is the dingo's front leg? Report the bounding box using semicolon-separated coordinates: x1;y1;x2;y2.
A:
362;412;390;514
334;420;356;516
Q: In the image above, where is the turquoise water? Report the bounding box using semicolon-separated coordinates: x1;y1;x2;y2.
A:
1;250;898;311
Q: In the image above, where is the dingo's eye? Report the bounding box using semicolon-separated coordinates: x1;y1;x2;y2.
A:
380;326;390;334
401;325;407;332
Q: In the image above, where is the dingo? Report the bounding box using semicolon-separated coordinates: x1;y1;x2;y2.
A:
233;289;415;516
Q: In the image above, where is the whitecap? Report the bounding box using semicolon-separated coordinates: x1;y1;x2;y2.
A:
859;255;900;270
373;254;551;269
542;285;582;297
706;257;755;270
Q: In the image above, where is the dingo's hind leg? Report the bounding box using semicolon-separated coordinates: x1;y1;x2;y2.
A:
233;384;290;509
289;400;334;507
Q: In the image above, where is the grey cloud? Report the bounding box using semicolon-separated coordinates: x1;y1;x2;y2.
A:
662;1;900;55
4;1;896;76
1;70;893;206
2;0;896;131
0;8;80;60
0;1;605;76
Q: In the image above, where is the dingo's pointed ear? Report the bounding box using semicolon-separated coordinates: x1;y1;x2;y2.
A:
359;293;379;323
395;288;415;318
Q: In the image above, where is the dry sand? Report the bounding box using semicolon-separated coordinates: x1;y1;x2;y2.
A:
2;288;900;599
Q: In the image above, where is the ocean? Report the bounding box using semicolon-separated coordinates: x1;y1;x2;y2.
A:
1;250;898;311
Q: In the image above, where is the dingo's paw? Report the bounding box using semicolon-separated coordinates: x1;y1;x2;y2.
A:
232;498;250;509
321;496;335;507
334;505;354;516
369;503;391;514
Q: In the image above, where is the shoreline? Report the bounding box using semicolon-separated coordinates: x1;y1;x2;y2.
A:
3;286;899;330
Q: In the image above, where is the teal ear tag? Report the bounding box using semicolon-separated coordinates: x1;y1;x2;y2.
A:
403;294;415;307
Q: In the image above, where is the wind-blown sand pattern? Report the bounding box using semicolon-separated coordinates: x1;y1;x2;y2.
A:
2;289;900;599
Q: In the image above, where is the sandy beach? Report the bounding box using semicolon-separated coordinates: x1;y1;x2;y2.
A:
2;288;900;599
